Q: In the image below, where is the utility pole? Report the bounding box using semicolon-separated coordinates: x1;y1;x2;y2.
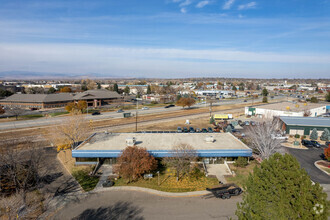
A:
135;100;138;132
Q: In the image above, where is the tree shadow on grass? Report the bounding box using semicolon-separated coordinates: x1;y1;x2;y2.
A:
72;201;144;220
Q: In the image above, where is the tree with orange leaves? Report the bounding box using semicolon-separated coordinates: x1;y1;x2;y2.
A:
115;146;157;183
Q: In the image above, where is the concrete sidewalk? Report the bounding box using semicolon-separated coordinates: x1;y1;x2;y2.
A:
93;186;210;197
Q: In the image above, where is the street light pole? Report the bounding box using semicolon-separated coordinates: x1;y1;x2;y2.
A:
135;100;138;132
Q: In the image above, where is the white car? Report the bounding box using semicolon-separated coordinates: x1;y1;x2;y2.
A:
142;107;149;110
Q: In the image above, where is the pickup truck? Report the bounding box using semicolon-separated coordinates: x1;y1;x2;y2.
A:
206;184;243;199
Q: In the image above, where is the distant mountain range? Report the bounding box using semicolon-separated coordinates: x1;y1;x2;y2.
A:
0;71;122;80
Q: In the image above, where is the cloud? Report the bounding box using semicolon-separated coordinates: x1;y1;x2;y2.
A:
238;2;257;10
223;0;235;10
180;7;187;13
196;1;210;8
179;0;192;7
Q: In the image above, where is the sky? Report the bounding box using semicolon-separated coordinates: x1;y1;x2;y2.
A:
0;0;330;78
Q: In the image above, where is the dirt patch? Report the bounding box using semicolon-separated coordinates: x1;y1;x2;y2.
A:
57;150;76;173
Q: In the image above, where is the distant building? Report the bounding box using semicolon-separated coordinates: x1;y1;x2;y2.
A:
0;89;123;109
245;101;328;118
279;116;330;136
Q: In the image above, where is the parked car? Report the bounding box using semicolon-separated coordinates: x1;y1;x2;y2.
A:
206;184;243;199
201;128;208;133
301;139;313;148
177;127;182;133
189;127;195;133
196;128;201;133
116;109;124;113
164;104;175;108
243;100;247;102
142;107;149;110
102;179;115;187
183;127;188;133
250;121;256;126
310;140;321;148
208;127;213;133
245;121;250;126
91;111;100;115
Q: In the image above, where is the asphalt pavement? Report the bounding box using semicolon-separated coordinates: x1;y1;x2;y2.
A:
53;190;241;220
285;146;330;184
0;96;284;131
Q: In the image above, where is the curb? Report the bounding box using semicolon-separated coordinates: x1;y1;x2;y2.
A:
314;160;330;176
93;186;210;197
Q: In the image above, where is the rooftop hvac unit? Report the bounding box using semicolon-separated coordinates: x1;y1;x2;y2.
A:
126;137;136;146
205;136;215;143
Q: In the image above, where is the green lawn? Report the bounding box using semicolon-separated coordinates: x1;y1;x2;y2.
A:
225;161;259;187
72;168;100;192
20;114;44;119
49;111;69;117
114;173;219;192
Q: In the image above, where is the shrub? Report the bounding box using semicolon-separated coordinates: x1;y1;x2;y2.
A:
234;157;248;168
150;101;158;104
324;147;330;162
262;96;268;103
294;134;300;139
310;128;318;141
320;128;330;141
189;167;204;180
310;97;318;103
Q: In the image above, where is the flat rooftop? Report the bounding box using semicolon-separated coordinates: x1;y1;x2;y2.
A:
254;101;327;112
280;116;330;127
77;132;250;151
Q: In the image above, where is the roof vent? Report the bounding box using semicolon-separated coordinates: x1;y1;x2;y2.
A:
205;136;215;143
126;137;136;146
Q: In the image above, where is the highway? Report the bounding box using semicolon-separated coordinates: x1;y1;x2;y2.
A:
0;96;283;131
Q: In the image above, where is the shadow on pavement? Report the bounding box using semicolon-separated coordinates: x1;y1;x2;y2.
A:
72;201;144;220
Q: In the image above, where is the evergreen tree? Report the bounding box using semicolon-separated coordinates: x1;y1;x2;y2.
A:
113;83;119;93
262;88;269;96
147;85;151;94
310;128;318;140
326;91;330;102
225;125;232;133
124;86;130;95
236;153;328;219
320;128;330;141
315;86;319;92
232;86;237;91
209;116;215;124
97;83;101;89
262;96;268;103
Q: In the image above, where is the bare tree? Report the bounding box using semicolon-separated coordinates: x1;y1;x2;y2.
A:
7;107;25;120
246;118;283;160
48;112;91;151
163;144;197;181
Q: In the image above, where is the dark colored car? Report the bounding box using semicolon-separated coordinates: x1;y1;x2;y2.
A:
183;127;188;133
310;140;321;148
208;127;213;133
189;127;195;133
196;128;201;133
102;180;114;188
243;100;247;102
177;127;182;133
164;104;175;108
202;128;208;133
206;184;243;199
92;111;100;115
301;139;313;148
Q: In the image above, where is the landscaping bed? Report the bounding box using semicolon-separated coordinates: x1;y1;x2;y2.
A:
72;167;100;192
315;160;330;175
225;161;259;187
113;174;219;193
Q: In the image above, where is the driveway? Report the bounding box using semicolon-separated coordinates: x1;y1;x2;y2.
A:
53;190;241;220
284;147;330;184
